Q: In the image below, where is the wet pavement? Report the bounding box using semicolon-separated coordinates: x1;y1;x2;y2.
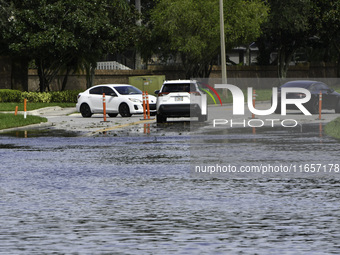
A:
2;103;337;136
1;105;340;254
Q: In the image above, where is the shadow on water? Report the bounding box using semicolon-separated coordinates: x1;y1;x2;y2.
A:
0;121;329;139
1;121;340;254
0;129;79;138
205;122;326;138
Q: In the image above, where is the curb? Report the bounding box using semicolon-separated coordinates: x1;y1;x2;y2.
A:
0;122;53;133
1;107;76;116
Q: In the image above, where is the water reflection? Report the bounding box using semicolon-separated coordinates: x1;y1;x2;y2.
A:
0;124;340;254
2;129;79;138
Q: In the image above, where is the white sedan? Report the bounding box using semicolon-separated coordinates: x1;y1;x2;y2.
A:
76;84;157;117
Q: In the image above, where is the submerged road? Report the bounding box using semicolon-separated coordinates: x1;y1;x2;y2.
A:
18;103;340;136
0;102;340;136
0;109;340;254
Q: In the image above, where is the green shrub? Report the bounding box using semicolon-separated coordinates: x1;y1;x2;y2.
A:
0;89;82;103
21;92;52;103
0;89;22;102
50;90;81;103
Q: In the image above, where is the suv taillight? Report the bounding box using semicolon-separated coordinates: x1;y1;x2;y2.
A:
158;92;169;97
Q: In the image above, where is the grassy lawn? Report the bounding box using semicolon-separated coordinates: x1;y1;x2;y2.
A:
207;88;273;105
325;117;340;139
206;86;340;105
0;113;48;130
0;102;75;111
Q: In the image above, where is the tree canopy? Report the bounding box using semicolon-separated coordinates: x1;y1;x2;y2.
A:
256;0;340;78
312;0;340;76
256;0;316;78
147;0;269;78
1;0;339;89
0;0;138;91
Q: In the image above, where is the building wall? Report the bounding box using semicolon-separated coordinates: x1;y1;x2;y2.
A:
27;68;187;91
2;62;337;91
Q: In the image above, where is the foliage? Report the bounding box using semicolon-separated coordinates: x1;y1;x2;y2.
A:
0;89;22;102
148;0;269;78
0;89;80;103
0;0;138;91
21;92;52;103
256;0;315;79
50;90;81;103
311;0;340;76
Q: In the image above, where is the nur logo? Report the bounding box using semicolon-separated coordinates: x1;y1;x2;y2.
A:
214;84;313;116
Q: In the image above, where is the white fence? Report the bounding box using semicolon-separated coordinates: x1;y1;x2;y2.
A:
96;61;131;70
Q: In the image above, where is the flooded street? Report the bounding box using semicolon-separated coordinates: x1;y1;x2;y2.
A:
1;123;340;254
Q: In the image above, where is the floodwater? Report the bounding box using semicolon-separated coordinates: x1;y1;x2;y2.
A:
0;124;340;254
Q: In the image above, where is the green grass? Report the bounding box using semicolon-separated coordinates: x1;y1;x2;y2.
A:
325;117;340;139
0;102;75;111
206;86;340;105
206;89;273;105
0;113;48;130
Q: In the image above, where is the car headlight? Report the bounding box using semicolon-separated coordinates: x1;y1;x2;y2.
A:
129;98;142;103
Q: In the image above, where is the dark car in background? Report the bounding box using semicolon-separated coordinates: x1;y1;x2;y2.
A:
275;80;340;114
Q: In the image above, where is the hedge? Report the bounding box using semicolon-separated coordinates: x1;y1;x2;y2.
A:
0;89;81;103
0;89;22;102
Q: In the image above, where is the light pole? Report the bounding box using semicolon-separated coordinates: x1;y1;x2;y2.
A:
135;0;142;69
219;0;227;84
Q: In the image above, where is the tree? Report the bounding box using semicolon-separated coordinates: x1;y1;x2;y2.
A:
0;0;138;91
256;0;315;79
311;0;340;77
147;0;268;78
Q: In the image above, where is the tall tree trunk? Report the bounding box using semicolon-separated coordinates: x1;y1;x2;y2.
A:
337;53;340;78
335;43;340;78
61;66;71;91
135;0;142;69
277;46;294;80
11;57;28;91
37;60;47;92
86;63;95;89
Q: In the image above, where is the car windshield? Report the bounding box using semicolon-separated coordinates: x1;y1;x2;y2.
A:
162;83;197;93
114;86;142;95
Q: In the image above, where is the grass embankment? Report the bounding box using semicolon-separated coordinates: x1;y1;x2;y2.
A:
0;102;75;111
325;117;340;139
207;89;273;105
0;113;47;130
0;102;74;130
206;87;340;105
323;86;340;139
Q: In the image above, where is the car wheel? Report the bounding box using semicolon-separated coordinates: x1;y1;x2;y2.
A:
335;100;340;113
108;113;118;117
119;103;132;117
308;99;319;114
80;103;92;118
156;114;166;123
198;114;207;122
274;106;281;114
